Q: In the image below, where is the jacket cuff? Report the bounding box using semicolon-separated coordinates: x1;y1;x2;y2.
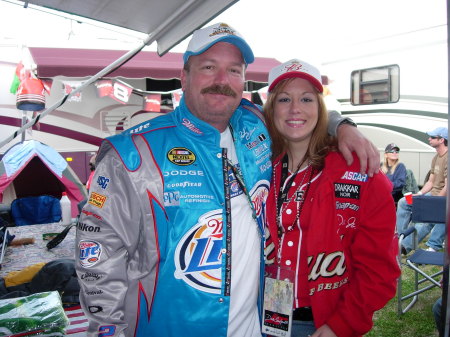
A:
327;110;357;137
327;311;356;337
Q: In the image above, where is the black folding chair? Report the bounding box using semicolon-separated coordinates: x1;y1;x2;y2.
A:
397;196;446;315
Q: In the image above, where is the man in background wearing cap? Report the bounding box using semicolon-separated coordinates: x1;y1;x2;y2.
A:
398;126;448;254
75;23;380;337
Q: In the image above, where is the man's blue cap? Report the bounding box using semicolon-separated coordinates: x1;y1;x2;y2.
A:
427;126;448;140
183;23;254;65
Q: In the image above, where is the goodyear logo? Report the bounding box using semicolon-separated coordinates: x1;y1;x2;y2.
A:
88;192;107;208
167;147;196;166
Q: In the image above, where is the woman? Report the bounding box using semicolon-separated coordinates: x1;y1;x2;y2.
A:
263;59;400;337
380;143;407;203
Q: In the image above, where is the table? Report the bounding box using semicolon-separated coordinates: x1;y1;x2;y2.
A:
0;222;76;278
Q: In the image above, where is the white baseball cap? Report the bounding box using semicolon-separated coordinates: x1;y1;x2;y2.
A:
183;22;254;65
268;59;323;93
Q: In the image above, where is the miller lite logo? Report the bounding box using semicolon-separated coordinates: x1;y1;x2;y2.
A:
251;180;270;230
174;210;224;294
79;240;102;268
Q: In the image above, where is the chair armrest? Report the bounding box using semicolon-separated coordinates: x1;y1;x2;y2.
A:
398;226;418;255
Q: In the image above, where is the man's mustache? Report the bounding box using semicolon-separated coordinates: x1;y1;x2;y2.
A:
201;85;237;98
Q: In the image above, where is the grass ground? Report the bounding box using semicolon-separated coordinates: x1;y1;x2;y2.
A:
366;252;442;337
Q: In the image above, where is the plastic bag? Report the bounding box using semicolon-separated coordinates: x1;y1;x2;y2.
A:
0;291;69;336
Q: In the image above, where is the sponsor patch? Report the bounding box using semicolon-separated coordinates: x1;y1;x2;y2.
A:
163;169;204;177
239;126;256;140
128;122;150;134
79;240;102;268
88;192;107;208
336;201;360;211
81;210;103;220
89;306;103;313
96;175;110;189
167;147;196;166
181;118;203;135
164;191;180;206
174;210;223;294
341;171;368;182
77;222;101;233
86;289;104;296
98;326;116;337
80;272;104;282
334;183;360;199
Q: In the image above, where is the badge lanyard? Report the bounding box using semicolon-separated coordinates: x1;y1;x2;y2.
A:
221;146;260;296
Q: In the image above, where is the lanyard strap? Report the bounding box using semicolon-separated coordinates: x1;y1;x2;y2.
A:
222;148;232;296
276;154;296;211
226;159;257;221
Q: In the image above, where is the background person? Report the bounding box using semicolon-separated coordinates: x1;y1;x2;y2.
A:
380;143;406;204
398;126;448;253
263;59;399;337
76;23;382;337
85;153;97;191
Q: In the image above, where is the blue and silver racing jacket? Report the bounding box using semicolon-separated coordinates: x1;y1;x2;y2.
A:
75;98;272;337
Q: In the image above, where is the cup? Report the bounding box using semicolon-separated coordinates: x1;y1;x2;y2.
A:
404;192;413;205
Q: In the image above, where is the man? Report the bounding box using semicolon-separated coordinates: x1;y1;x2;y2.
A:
76;23;380;337
398;126;448;253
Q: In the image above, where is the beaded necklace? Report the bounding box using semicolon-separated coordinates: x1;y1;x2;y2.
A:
273;153;314;238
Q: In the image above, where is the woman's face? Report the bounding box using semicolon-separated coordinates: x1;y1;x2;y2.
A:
386;150;399;160
273;78;319;146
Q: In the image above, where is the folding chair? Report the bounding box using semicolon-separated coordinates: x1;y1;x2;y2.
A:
397;195;446;315
11;195;62;226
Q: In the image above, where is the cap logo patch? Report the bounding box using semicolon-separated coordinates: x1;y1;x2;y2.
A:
210;23;235;37
284;61;303;73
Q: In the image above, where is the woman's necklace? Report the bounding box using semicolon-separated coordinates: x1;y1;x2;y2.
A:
273;154;314;238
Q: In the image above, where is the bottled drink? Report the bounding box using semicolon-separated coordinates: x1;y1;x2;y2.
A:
60;192;72;225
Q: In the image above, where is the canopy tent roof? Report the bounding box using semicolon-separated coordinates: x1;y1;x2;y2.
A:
15;0;238;56
28;47;280;83
1;0;263;149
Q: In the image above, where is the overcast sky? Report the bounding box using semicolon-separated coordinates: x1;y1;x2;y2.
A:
0;0;447;64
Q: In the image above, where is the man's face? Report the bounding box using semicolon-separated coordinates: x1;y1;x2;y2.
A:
429;136;444;149
181;42;246;132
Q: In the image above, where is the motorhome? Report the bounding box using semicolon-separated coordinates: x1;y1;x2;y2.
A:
321;23;447;184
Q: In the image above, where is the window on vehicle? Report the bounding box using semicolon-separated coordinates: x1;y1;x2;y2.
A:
350;64;400;105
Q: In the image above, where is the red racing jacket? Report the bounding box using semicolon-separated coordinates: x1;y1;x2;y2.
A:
265;151;400;337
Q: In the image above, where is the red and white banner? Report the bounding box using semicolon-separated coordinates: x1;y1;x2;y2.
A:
62;80;84;103
143;93;161;112
171;90;183;109
110;80;133;104
259;92;268;104
242;92;252;101
95;79;113;98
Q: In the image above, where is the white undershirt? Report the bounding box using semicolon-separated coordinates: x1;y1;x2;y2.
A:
221;127;262;337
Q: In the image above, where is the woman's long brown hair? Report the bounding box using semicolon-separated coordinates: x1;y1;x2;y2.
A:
263;78;336;170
